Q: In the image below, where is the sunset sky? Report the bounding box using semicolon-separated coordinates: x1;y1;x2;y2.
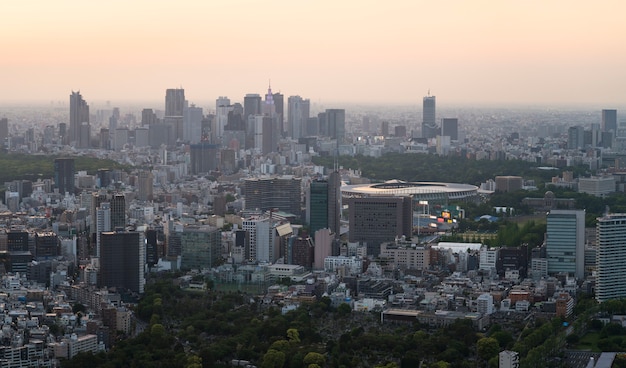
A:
2;1;625;107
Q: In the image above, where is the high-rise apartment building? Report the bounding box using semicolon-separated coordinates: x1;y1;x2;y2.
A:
546;210;585;279
216;96;231;139
69;91;90;147
602;109;617;133
422;95;437;139
54;158;75;195
95;202;111;257
99;230;145;294
596;214;626;302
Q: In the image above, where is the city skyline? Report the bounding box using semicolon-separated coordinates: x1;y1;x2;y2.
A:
1;1;625;107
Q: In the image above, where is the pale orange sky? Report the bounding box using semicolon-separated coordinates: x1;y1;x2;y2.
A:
1;0;625;107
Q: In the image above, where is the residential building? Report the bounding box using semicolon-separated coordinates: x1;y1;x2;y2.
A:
596;214;626;302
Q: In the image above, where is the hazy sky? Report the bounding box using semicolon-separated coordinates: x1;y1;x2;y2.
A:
2;1;625;107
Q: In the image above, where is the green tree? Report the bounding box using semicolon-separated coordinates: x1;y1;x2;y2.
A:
262;349;286;368
303;352;325;367
477;337;499;362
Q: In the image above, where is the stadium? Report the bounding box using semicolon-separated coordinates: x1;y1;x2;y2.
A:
341;180;479;203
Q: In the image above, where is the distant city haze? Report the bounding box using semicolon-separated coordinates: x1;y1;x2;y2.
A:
2;1;625;106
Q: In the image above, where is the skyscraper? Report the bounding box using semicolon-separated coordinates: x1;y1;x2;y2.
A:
596;214;626;302
441;118;459;141
306;170;341;238
546;209;585;279
347;196;412;256
567;126;585;149
288;96;310;140
69;91;90;147
99;230;145;294
243;176;302;216
244;94;262;122
180;226;221;270
54;158;75;195
165;88;185;117
137;171;154;202
190;142;220;174
273;92;284;135
0;118;7;147
216;96;231;139
326;109;346;145
602;109;617;133
183;104;203;144
422;94;437;139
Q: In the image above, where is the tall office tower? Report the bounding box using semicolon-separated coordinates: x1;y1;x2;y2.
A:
0;118;7;147
59;123;67;145
263;84;276;117
596;214;626;302
273;92;284;135
183;104;203;143
34;231;59;260
145;228;159;267
190;142;220;174
7;230;29;251
54;158;75;195
567;126;585;149
591;123;601;147
306;170;341;238
325;109;346;144
602;109;617;133
347;196;413;256
308;180;330;235
288;236;314;269
137;171;154;202
164;88;185;142
288;96;311;140
244;94;262;122
441;118;459;141
381;121;389;136
216;96;231;139
141;108;157;126
546;209;585;279
317;112;327;136
253;115;277;155
243;176;302;216
165;88;185;117
95;203;111;257
99;230;145;294
79;122;91;148
422;94;437;139
91;192;126;238
306;117;319;136
180;226;221;270
69;91;90;147
394;125;407;138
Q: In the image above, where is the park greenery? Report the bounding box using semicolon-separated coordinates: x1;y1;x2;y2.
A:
60;275;626;368
0;152;129;187
52;276;522;367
